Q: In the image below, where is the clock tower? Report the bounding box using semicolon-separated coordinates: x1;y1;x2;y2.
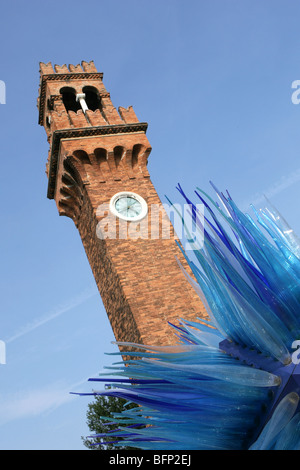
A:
38;60;207;349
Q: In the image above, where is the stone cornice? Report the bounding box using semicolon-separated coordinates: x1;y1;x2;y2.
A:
38;72;103;125
47;122;148;199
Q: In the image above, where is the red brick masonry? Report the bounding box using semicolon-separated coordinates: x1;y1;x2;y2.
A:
38;60;208;348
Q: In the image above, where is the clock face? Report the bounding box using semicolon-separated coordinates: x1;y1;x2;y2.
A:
115;196;142;219
109;192;148;221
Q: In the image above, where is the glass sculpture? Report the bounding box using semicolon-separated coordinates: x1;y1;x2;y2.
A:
78;183;300;450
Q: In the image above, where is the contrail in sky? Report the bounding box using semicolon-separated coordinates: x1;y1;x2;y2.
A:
241;167;300;210
6;286;97;344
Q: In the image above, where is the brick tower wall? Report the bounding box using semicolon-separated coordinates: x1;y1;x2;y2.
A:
38;61;208;348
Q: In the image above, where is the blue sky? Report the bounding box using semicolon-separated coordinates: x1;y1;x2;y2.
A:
1;0;300;449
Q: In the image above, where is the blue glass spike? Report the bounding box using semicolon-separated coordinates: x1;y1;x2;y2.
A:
259;209;300;277
274;412;300;450
249;207;300;281
209;181;233;216
179;318;223;337
196;187;234;226
196;187;271;285
194;190;233;252
263;196;300;259
250;392;299;450
190;240;293;353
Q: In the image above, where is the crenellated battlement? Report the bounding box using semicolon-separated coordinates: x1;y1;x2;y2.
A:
38;61;103;126
38;60;150;203
39;60;98;76
38;60;140;131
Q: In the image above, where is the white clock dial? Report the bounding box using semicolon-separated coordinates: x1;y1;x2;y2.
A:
109;192;148;222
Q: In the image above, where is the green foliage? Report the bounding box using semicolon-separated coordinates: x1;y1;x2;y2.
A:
82;395;139;450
